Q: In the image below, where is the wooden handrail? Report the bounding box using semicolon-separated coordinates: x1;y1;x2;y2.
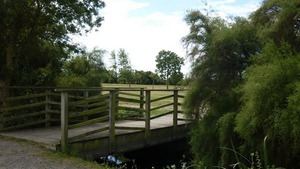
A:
0;87;189;154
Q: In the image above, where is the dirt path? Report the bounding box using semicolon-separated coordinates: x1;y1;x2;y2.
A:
0;137;106;169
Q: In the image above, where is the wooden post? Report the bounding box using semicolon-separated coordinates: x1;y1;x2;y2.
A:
61;91;69;152
145;90;151;144
139;88;144;115
0;87;8;130
173;90;178;137
0;88;3;130
45;90;51;127
109;90;116;153
83;91;89;121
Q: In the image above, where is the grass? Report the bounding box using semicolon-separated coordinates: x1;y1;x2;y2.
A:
0;135;109;169
102;83;186;117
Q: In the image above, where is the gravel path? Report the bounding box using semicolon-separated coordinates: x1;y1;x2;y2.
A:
0;137;104;169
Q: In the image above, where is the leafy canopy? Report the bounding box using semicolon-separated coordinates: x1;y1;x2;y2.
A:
0;0;105;86
155;50;184;87
183;0;300;168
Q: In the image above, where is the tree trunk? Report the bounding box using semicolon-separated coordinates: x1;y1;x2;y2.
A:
166;78;169;90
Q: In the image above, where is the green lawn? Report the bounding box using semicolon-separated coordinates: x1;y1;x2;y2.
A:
101;83;186;116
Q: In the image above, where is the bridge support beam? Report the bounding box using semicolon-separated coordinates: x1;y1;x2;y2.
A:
61;92;69;152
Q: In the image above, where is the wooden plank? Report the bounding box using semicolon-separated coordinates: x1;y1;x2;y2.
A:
68;126;109;141
115;126;145;131
117;117;145;121
4;93;47;102
139;90;144;110
178;95;185;98
45;90;51;127
1;101;47;112
3;110;46;122
68;95;85;100
117;97;144;104
145;90;151;143
1;119;47;131
150;103;173;111
178;118;194;122
46;110;60;114
88;101;108;108
150;94;173;103
69;95;108;107
61;92;69;152
173;90;178;136
49;101;60;106
69;106;108;118
118;106;145;113
109;91;116;153
68;116;109;129
119;92;142;97
150;110;173;120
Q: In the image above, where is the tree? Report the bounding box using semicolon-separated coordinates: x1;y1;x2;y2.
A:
183;0;300;167
234;0;300;167
0;0;105;87
56;49;106;87
108;49;133;86
155;50;184;89
118;49;131;70
182;10;259;166
169;72;184;85
109;50;118;83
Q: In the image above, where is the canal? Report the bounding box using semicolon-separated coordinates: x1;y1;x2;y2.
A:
96;138;191;168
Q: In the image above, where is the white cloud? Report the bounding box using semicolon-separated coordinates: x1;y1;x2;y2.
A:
72;0;262;75
206;0;261;18
73;0;191;74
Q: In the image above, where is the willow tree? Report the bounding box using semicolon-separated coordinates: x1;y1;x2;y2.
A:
235;0;300;168
182;11;259;166
0;0;105;87
184;0;300;168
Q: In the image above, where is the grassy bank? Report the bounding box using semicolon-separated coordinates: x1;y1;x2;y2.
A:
0;136;109;169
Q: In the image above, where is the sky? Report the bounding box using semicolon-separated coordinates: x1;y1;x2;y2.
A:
72;0;263;75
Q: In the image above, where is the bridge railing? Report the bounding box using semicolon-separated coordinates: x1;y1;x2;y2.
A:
56;88;191;152
0;87;194;153
0;87;61;131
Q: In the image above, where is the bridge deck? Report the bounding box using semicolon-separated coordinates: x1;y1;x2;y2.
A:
0;114;188;152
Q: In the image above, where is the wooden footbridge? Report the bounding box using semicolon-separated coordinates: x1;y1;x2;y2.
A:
0;87;196;156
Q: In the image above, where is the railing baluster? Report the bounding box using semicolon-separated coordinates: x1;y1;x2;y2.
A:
61;91;69;152
45;89;51;127
139;88;144;110
145;90;151;144
109;90;116;153
83;91;89;121
173;90;178;137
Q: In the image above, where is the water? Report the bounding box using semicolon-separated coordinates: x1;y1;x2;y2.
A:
96;138;191;169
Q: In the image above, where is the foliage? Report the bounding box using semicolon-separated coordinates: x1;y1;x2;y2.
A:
107;49;134;85
56;49;106;87
184;0;300;168
235;42;300;167
0;0;105;87
155;50;184;88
